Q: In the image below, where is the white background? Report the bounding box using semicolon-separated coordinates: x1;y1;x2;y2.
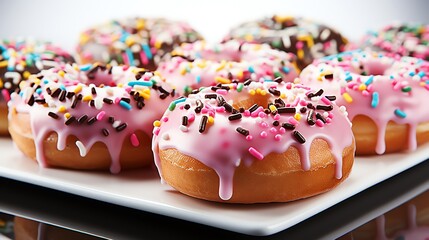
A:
0;0;428;53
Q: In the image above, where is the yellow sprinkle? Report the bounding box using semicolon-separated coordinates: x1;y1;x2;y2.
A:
297;35;314;47
260;90;267;96
0;61;8;68
79;34;90;44
188;62;194;69
74;64;79;71
252;45;262;51
358;84;367;91
74;84;83;93
208;116;214;124
196;60;206;69
420;82;426;87
64;113;71;119
33;78;41;85
82;95;93;102
297;49;304;59
256;88;261;94
141;92;151;100
274;15;294;23
280;93;286;98
249;89;256;95
153;120;161;127
154;71;162;77
215;60;227;72
180;67;187;75
136;19;145;30
269;105;277;112
117;83;123;88
294;113;302;121
236;70;243;79
58;70;65;77
244;34;253;42
215;76;231;84
58;106;67;113
0;79;3;88
22;71;31;80
154;40;162;49
342;92;353;103
293;78;301;84
125;37;135;46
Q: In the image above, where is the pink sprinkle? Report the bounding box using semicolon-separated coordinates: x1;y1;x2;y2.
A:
208;111;215;117
122;53;129;65
279;127;286;134
258;112;267;118
347;82;357;89
243;110;251;116
326;118;332;123
188;113;195;122
315;119;324;127
248;147;264;160
321;96;331;105
274;134;282;141
161;116;169;122
296;41;304;49
1;89;10;101
139;51;149;65
328;112;334;118
260;121;269;128
216;106;225;113
153;127;160;136
216;89;228;95
246;135;253;141
222;141;230;149
96;111;106;120
425;85;429;91
362;90;370;96
286;82;292;89
270;127;277;133
130;133;140;147
299;99;307;106
179;105;184;110
288;117;299;125
273;114;280;120
251;106;264;117
292;97;300;107
201;108;208;114
114;97;121;104
260;131;268;138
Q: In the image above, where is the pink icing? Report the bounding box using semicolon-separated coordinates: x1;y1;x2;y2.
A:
375;205;429;240
157;40;299;95
152;81;354;200
300;50;429;154
8;63;176;173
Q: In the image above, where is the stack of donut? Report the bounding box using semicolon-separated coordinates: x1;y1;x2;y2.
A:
4;15;429;204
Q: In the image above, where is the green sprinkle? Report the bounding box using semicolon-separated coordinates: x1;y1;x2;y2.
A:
169;102;176;111
237;83;244;92
402;86;412;92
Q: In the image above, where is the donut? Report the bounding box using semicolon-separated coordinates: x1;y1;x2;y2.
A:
0;39;74;135
157;40;299;95
222;15;348;70
299;50;429;155
76;17;203;71
338;190;429;240
8;63;177;173
14;217;100;240
152;80;355;203
361;23;429;61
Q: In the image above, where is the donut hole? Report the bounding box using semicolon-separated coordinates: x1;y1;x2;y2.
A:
231;94;271;111
358;57;393;76
198;48;241;62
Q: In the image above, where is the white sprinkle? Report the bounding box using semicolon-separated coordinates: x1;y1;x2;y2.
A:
179;125;188;132
320;29;331;41
112;120;121;128
94;98;103;110
75;141;87;157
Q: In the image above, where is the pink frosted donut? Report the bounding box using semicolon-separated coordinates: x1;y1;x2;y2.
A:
299;50;429;155
157;40;299;95
8;63;177;173
152;80;354;203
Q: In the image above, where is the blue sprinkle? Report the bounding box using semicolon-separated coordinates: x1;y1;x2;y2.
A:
371;92;379;108
43;79;49;84
248;66;255;73
394;109;407;119
142;44;153;60
126;49;135;66
409;71;416;77
345;74;353;82
426;80;429;84
2;51;10;60
119;100;132;110
79;64;92;71
365;75;374;85
196;75;201;84
195;52;202;59
36;89;42;95
282;67;290;73
390;75;395;79
173;97;186;105
59;85;66;91
418;71;426;77
128;81;153;87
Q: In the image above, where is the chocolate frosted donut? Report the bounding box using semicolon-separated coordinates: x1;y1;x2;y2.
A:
76;17;203;71
223;15;348;70
361;23;429;61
